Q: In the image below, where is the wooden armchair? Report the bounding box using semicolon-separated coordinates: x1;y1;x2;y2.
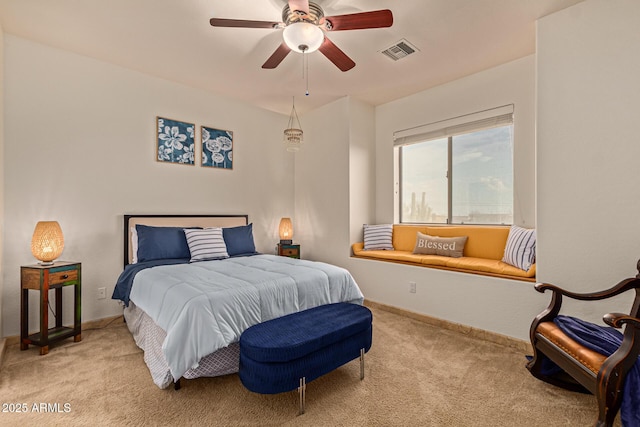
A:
526;264;640;427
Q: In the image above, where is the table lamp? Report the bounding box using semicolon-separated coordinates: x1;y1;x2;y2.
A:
31;221;64;265
279;218;293;245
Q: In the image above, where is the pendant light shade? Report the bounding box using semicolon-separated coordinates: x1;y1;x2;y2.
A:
284;97;303;152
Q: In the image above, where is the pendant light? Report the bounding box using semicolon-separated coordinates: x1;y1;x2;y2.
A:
283;97;303;152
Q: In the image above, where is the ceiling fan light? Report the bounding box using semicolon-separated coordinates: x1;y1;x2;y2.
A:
283;22;324;53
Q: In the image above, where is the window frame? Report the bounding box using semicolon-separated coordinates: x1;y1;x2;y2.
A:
394;105;515;225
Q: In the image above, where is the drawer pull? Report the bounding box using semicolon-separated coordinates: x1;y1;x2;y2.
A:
61;274;69;279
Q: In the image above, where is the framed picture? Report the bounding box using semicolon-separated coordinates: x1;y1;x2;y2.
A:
156;117;195;165
201;126;233;170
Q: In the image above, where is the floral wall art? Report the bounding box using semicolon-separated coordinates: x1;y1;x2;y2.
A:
156;117;234;170
201;126;233;170
156;117;195;165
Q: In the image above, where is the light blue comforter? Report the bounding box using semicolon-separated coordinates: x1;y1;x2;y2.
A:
129;254;364;383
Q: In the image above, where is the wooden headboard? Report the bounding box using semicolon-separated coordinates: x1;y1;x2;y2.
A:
124;214;249;267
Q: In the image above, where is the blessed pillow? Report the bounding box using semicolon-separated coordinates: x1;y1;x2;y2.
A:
136;225;193;262
184;227;229;262
413;232;467;258
222;223;258;257
363;224;394;250
502;225;536;271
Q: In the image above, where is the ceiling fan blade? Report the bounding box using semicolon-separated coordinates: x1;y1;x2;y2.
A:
322;9;393;31
288;0;310;14
209;18;282;29
318;37;355;72
262;43;292;69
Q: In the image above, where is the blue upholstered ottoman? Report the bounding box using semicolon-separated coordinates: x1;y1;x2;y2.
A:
239;302;373;414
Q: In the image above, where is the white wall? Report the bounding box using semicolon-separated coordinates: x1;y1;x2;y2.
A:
348;99;376;246
0;23;4;340
293;96;375;266
536;0;640;320
294;97;351;265
1;36;292;337
349;55;541;341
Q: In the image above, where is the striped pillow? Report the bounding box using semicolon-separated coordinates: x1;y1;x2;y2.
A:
184;227;229;262
502;225;536;271
363;224;394;250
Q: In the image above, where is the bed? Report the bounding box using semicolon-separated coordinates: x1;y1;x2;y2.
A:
112;214;364;389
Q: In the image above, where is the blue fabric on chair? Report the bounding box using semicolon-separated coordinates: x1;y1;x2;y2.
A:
239;302;372;395
554;315;640;427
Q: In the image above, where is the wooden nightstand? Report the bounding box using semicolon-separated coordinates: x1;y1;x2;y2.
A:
277;243;300;259
20;261;82;355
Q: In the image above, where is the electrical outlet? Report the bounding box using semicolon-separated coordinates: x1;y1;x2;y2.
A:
97;287;106;300
409;281;416;293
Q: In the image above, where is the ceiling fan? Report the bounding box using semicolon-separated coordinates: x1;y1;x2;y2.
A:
209;1;393;72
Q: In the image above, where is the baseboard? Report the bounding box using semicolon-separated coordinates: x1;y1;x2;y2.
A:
364;299;533;353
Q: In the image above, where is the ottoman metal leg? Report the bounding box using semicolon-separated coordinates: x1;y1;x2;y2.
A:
360;348;365;380
298;377;306;415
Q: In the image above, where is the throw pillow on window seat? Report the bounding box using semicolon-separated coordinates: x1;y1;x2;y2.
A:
413;232;467;258
363;224;394;250
502;225;536;271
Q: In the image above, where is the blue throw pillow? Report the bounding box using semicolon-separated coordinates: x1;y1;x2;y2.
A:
136;225;193;262
223;223;257;257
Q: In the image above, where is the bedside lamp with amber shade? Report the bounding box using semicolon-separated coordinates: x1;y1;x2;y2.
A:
276;218;300;259
278;217;293;245
31;221;64;265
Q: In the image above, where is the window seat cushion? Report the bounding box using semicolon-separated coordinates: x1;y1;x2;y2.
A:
352;224;536;281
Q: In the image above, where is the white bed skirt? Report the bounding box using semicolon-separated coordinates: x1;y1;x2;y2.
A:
124;302;240;389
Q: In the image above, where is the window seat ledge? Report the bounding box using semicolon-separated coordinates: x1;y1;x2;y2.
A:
351;249;536;283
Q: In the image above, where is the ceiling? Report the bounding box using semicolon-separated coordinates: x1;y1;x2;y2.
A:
0;0;582;115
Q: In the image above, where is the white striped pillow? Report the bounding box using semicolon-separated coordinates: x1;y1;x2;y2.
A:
184;227;229;262
363;224;394;250
502;225;536;271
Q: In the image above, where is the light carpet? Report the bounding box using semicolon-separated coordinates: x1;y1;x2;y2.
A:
0;306;619;426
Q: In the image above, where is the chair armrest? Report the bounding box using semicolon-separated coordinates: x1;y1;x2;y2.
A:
604;312;640;329
535;277;640;301
600;311;640;391
530;277;640;339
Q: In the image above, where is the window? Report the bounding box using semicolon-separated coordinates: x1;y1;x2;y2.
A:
395;105;514;225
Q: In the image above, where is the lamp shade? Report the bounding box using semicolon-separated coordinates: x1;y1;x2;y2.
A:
279;218;293;243
283;22;324;53
31;221;64;264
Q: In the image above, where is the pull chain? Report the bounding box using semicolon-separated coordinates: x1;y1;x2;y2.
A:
302;50;310;96
306;49;310;96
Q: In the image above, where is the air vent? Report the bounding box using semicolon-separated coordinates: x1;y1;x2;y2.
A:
380;39;419;61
